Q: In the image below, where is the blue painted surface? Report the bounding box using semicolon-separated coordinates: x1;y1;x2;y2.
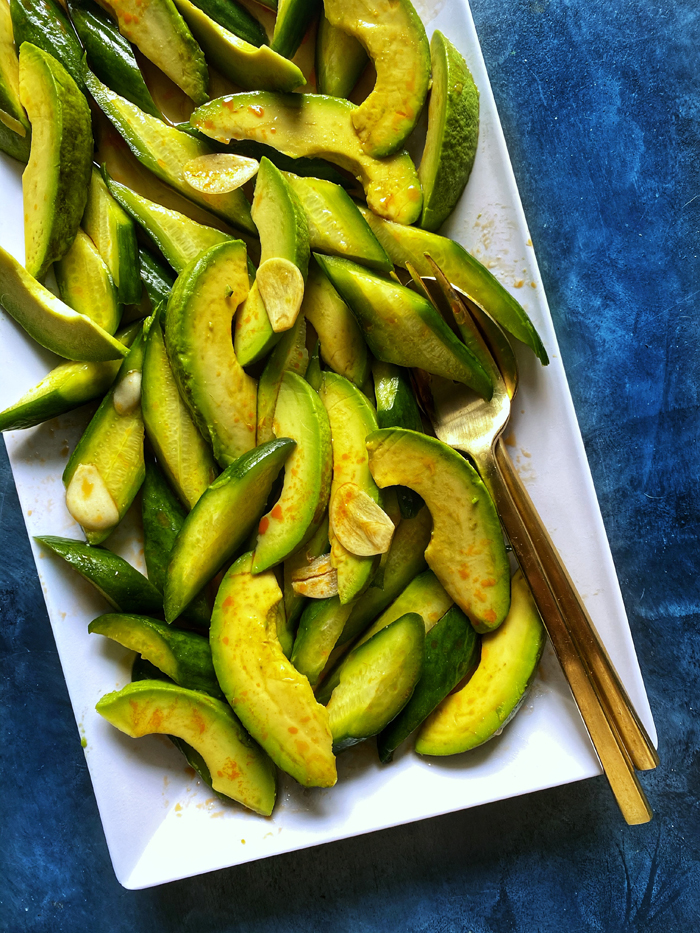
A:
1;0;698;929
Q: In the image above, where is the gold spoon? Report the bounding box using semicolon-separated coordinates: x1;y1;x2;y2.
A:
407;257;657;824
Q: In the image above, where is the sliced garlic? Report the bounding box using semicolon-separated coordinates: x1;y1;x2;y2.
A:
291;553;339;598
65;463;119;532
183;153;259;194
257;257;305;332
291;552;334;581
329;483;395;556
291;570;339;599
112;370;142;416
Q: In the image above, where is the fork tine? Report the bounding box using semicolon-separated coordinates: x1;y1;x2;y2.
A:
423;255;518;400
408;367;437;422
404;261;434;303
460;294;519;400
423;255;496;378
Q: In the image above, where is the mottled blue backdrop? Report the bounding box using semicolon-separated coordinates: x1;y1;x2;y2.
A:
1;1;698;930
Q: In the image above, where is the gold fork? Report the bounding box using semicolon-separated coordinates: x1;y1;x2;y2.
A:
409;258;657;824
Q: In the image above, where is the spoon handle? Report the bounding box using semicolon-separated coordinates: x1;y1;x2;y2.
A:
494;438;659;772
475;445;653;825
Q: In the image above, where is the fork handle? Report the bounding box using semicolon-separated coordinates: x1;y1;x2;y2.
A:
475;447;653;824
494;438;659;772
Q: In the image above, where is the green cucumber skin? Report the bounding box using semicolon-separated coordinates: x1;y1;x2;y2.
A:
90;612;222;696
328;612;425;752
270;0;320;59
305;339;323;391
0;360;119;432
358;206;549;365
105;173;233;275
0;320;141;433
316;13;367;99
86;72;256;235
291;596;352;686
184;0;266;47
373;361;424;519
377;605;478;762
0;119;30;163
315;254;493;399
419;31;479;233
163;439;295;623
35;535;163;613
139;249;175;306
141;461;211;629
67;0;161;118
11;0;85;90
142;460;187;594
111;218;142;308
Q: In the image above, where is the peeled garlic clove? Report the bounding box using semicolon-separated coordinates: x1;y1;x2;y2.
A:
65;463;119;532
330;483;395;556
113;370;142;416
291;552;334;581
257;257;305;332
183;153;259;194
291;552;339;597
292;570;339;598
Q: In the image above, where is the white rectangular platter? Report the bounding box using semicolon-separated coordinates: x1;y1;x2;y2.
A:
0;0;656;890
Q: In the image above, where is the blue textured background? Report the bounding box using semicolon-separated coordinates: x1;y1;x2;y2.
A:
1;0;698;930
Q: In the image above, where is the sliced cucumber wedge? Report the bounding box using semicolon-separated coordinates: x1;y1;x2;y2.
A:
96;680;276;814
283;172;392;272
102;0;208;105
190;92;422;225
326;612;424;752
165;240;257;466
106;173;233;273
142;308;217;510
88;72;255;235
316;254;492;398
67;0;161;118
415;570;545;755
19;43;93;278
90;613;222;697
55;229;121;336
62;331;146;544
83;167;142;306
35;535;162;614
164;438;295;622
210;551;337;787
316;12;367;99
252;371;332;573
173;0;305;92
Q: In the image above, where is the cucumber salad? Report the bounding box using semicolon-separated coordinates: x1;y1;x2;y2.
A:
0;0;549;816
